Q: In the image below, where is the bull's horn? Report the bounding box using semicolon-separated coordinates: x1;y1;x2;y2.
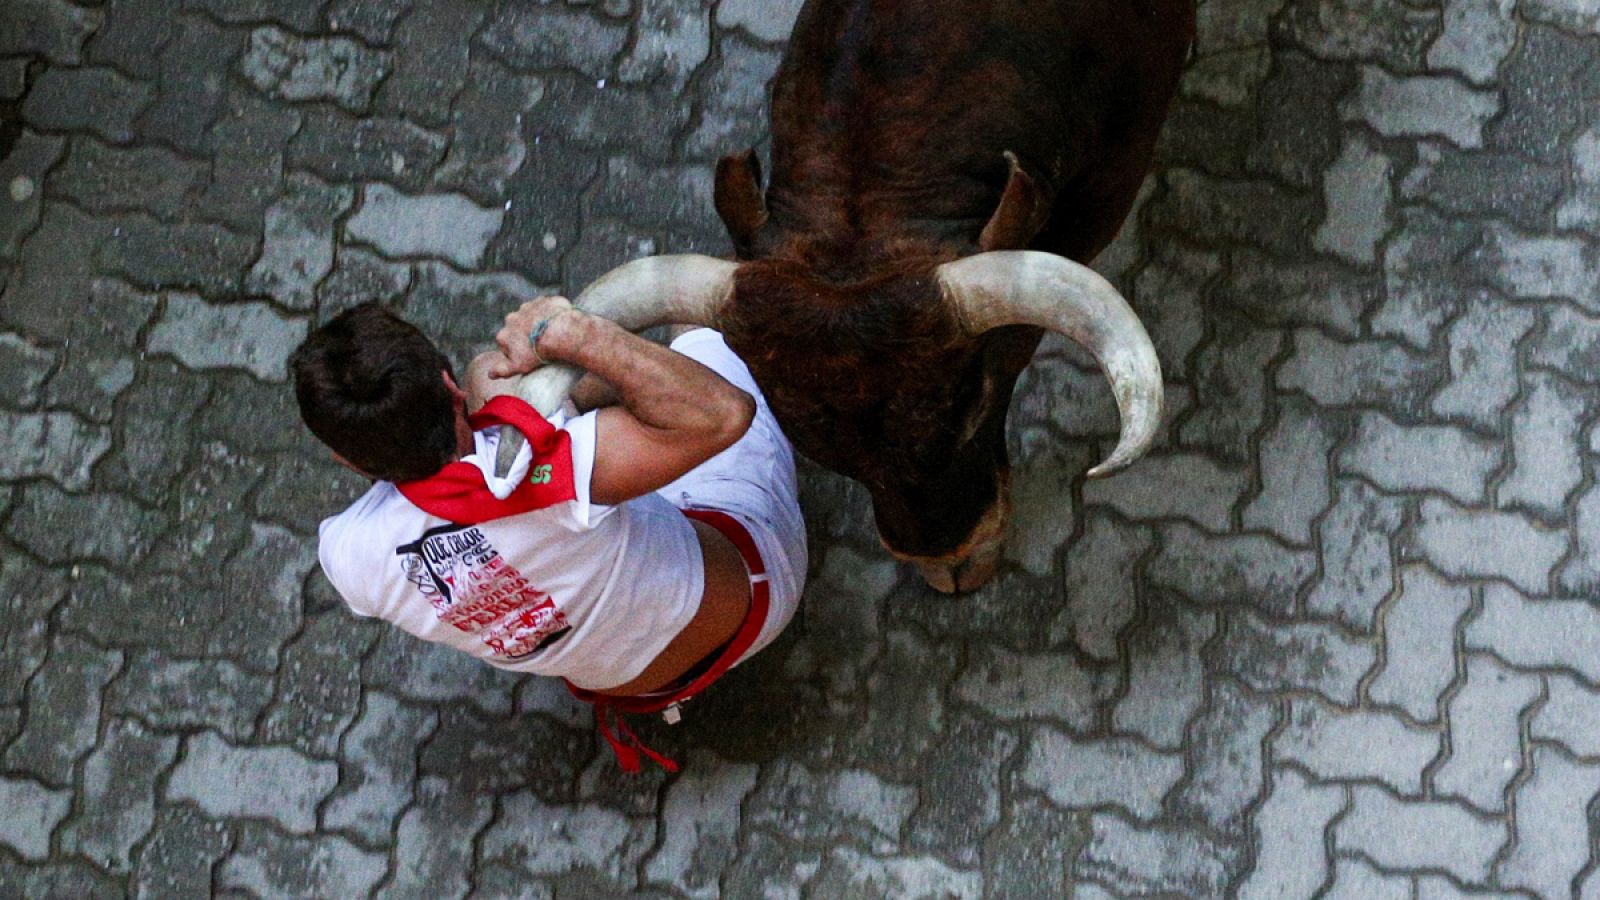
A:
495;255;739;476
936;251;1163;478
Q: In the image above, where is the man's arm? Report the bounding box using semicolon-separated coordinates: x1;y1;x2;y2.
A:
489;297;755;505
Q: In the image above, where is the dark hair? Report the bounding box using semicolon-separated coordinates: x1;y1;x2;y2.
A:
290;303;459;483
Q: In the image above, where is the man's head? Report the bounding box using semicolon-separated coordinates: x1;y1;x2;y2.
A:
290;302;467;482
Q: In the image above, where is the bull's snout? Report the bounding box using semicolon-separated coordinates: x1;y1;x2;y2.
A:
882;494;1011;594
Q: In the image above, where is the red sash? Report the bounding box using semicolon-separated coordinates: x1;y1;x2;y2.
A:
397;396;576;524
566;508;771;773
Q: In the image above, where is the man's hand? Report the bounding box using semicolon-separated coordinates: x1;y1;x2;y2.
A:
489;295;578;378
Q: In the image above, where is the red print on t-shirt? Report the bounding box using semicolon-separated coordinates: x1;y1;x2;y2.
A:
396;524;571;659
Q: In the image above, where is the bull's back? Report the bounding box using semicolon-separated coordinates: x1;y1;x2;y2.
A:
766;0;1193;259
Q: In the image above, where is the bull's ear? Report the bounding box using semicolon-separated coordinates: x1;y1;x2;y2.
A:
715;149;769;258
979;151;1049;252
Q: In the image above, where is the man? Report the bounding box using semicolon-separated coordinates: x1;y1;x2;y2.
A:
292;298;807;771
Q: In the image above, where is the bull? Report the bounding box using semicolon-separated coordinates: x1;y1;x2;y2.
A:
502;0;1196;592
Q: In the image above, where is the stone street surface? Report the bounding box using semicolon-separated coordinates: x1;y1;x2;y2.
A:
4;0;1600;896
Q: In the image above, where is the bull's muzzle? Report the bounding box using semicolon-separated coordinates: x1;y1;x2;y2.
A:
883;492;1011;594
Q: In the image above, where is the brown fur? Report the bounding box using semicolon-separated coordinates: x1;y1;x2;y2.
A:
716;0;1194;557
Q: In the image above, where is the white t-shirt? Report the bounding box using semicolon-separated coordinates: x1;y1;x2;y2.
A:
317;411;705;691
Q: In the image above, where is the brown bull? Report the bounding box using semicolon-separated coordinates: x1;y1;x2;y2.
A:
504;0;1195;592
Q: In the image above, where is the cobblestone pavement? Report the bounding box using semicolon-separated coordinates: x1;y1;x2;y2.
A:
5;0;1600;896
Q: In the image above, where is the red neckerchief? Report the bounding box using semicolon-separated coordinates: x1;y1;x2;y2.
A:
397;396;576;524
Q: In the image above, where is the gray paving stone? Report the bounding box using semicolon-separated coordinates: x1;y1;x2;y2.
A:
1501;750;1600;895
1561;123;1600;230
1342;66;1499;149
364;628;518;716
1536;301;1600;393
1467;585;1600;683
478;3;629;79
618;0;711;91
22;65;154;144
131;806;232;900
418;704;589;800
1324;857;1414;900
717;831;821;900
1114;602;1215;749
1306;478;1407;631
1214;249;1374;340
541;74;699;162
1434;655;1542;813
808;848;981;900
481;792;654;888
1279;0;1437;71
1241;399;1340;545
433;59;546;202
98;216;256;294
1375;207;1481;351
847;629;958;775
685;34;782;159
105;652;274;742
1276;698;1440;793
86;0;177;79
1169;681;1277;836
0;776;72;861
0;59;23;99
1315;134;1393;265
1499;370;1594;518
200;91;300;232
386;775;493;900
219;822;389;898
749;762;916;855
316;246;414;319
716;0;805;43
1336;784;1504;882
1434;298;1538;429
1246;51;1355;188
1073;815;1238;897
1216;611;1377;706
1399;145;1566;232
141;439;265;572
0;410;111;491
1117;242;1214;382
58;718;178;873
376;0;484;128
1014;356;1118;441
1412;497;1566;594
1429;0;1517;84
1020;727;1183;820
259;610;375;757
0;131;65;260
6;484;164;566
239;26;387;113
166;732;339;833
4;633;122;784
781;546;891;701
1236;767;1343;900
1002;438;1088;576
287;110;449;194
323;691;435;846
1368;566;1474;723
981;792;1087;900
1151;167;1316;257
245;173;355;311
191;0;324;31
954;645;1111;731
324;0;410;44
49;137;208;222
1183;0;1283;107
1535;673;1600;758
641;753;761;898
1478;223;1600;314
1489;26;1600;162
1340;411;1502;504
347;183;504;269
136;16;246;155
0;0;104;63
1083;451;1248;533
1052;512;1151;660
907;716;1017;867
2;204;111;340
1147;522;1318;616
253;452;362;537
1278;327;1443;415
485;135;603;284
0;556;68;707
148;293;308;382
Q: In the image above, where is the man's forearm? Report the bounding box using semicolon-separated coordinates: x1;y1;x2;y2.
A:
539;312;752;439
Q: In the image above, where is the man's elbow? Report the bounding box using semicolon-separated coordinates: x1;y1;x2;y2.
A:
710;388;757;452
